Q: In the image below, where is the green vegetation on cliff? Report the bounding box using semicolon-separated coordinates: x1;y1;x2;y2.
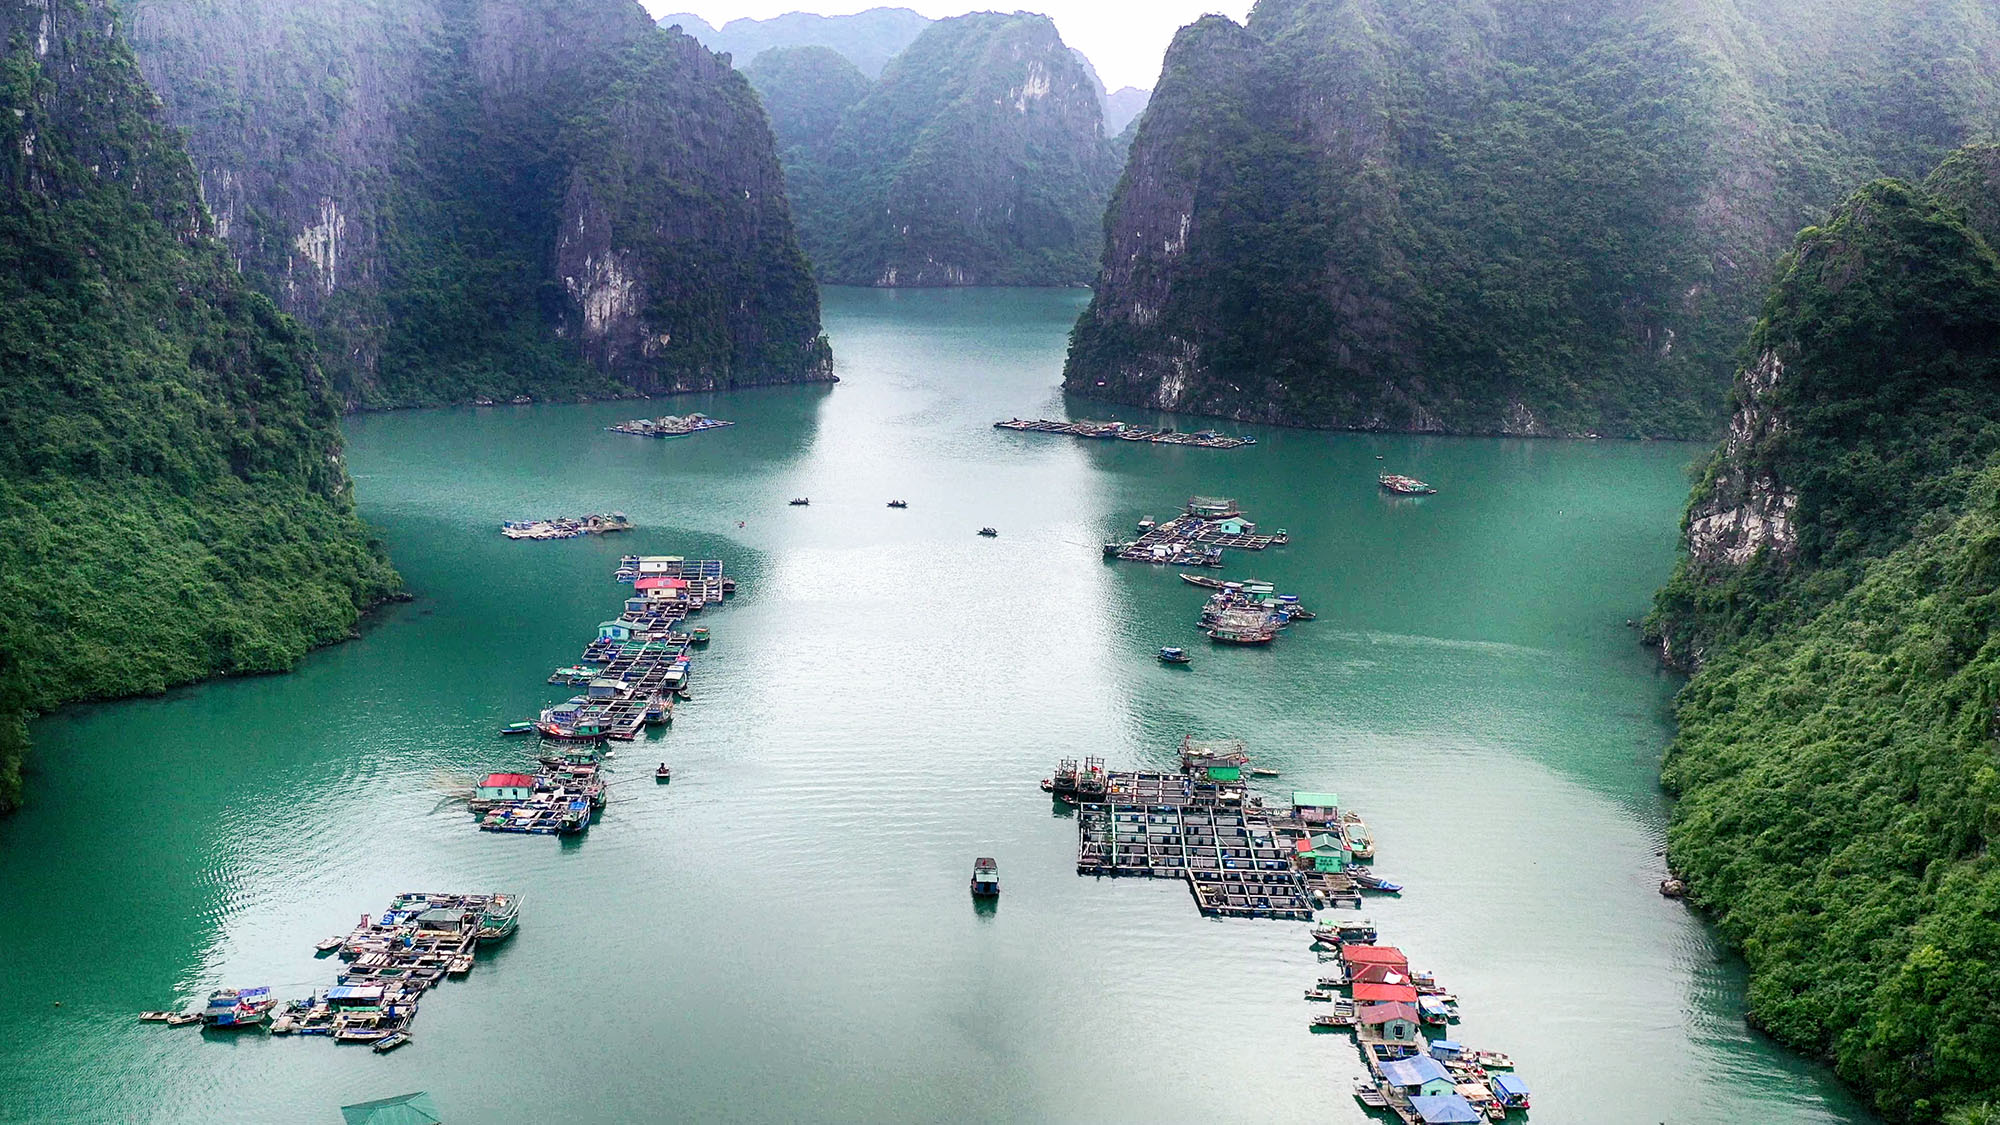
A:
1653;149;2000;1121
0;2;398;811
744;12;1120;287
1067;0;2000;437
124;0;830;407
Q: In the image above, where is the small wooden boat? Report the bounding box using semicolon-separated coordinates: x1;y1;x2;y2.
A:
1158;647;1192;665
887;500;909;509
1179;572;1227;589
498;722;536;736
1352;1076;1388;1108
315;936;344;953
1137;516;1156;530
372;1030;412;1053
138;1011;173;1022
1303;987;1336;1002
977;527;998;537
1471;1050;1515;1070
788;497;810;506
1311;1012;1356;1030
655;763;672;782
165;1011;202;1027
1248;766;1279;777
1349;869;1402;894
970;857;1001;897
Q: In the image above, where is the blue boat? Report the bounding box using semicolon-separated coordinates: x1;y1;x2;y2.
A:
1159;647;1192;665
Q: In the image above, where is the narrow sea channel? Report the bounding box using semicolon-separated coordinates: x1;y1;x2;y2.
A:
0;288;1878;1123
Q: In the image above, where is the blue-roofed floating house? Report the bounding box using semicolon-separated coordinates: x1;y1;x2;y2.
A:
1407;1093;1482;1124
1491;1072;1531;1109
1379;1054;1456;1099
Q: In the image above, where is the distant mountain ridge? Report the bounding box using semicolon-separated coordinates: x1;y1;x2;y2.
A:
659;6;931;77
1064;0;2000;439
124;0;832;408
745;11;1122;287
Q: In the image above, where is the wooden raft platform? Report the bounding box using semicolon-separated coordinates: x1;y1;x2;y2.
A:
1075;771;1314;920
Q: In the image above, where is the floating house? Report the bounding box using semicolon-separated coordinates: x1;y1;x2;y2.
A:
340;1091;443;1125
1357;1001;1423;1044
1490;1073;1531;1110
1187;496;1242;520
634;576;691;605
1292;791;1341;826
1349;962;1413;987
1407;1093;1482;1124
1187;754;1243;783
475;773;535;803
597;620;635;642
1343;944;1408;968
415;907;467;932
1427;1039;1467;1062
1379;1055;1458;1100
1352;981;1421;1005
1293;831;1351;872
324;985;386;1009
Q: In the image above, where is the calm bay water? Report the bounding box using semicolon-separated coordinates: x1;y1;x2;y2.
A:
0;288;1877;1123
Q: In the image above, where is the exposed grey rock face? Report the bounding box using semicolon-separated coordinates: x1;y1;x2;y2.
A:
1685;351;1799;568
125;0;829;406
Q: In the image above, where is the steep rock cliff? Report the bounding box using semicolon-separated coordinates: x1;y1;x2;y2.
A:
1650;151;2000;1122
1065;0;2000;437
0;0;398;810
746;12;1122;287
125;0;830;406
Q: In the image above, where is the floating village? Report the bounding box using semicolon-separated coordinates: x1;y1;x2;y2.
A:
140;892;520;1054
474;554;735;836
607;412;736;438
498;512;633;540
138;549;739;1048
1048;739;1529;1123
994;417;1254;449
132;409;1487;1122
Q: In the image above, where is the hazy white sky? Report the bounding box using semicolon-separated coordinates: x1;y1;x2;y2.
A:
641;2;1256;91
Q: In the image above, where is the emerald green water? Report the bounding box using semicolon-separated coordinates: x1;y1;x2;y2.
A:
1;288;1878;1123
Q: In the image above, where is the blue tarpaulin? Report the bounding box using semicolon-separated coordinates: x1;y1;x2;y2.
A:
1380;1055;1450;1088
1493;1074;1531;1098
1428;1039;1465;1057
1409;1094;1482;1124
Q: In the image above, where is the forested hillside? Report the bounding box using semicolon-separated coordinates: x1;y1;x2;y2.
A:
124;0;831;407
0;0;398;811
1650;146;2000;1123
1066;0;2000;437
744;12;1121;287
